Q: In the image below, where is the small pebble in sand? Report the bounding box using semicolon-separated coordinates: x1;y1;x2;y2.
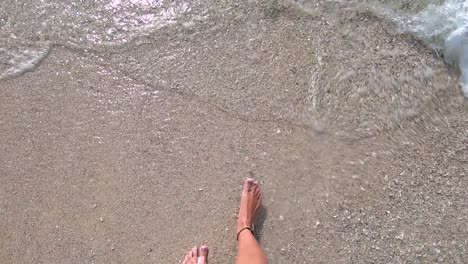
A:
198;188;203;191
99;218;104;223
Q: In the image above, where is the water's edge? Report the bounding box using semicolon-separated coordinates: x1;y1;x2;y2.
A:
1;0;467;97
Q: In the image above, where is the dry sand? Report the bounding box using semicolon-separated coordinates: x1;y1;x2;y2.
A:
1;1;467;263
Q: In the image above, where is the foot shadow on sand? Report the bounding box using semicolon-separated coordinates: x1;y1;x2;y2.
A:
254;205;268;242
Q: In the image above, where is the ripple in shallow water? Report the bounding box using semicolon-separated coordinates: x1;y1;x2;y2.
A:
0;0;192;79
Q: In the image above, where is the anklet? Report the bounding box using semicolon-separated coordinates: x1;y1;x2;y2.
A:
236;227;254;241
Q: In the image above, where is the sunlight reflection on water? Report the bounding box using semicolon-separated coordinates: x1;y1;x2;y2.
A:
0;0;192;79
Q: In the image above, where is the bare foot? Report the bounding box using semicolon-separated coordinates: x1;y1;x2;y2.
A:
182;245;209;264
237;178;263;235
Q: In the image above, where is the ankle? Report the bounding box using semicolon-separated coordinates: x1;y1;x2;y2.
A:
237;218;251;229
236;226;254;241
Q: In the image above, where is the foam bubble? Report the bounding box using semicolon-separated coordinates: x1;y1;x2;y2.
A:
0;45;50;80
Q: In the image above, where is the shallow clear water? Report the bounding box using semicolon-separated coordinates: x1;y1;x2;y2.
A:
0;0;196;78
1;0;467;96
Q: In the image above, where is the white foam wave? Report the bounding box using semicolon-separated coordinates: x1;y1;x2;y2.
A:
0;45;50;80
377;0;468;97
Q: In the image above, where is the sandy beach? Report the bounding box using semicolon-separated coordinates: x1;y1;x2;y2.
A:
1;1;467;263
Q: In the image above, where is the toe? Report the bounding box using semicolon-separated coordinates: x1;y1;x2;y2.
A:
254;186;261;197
191;246;198;262
256;188;262;199
197;245;209;264
183;253;191;264
251;183;259;194
243;178;254;193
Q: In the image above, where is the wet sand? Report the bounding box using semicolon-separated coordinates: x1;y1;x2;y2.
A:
1;1;467;263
